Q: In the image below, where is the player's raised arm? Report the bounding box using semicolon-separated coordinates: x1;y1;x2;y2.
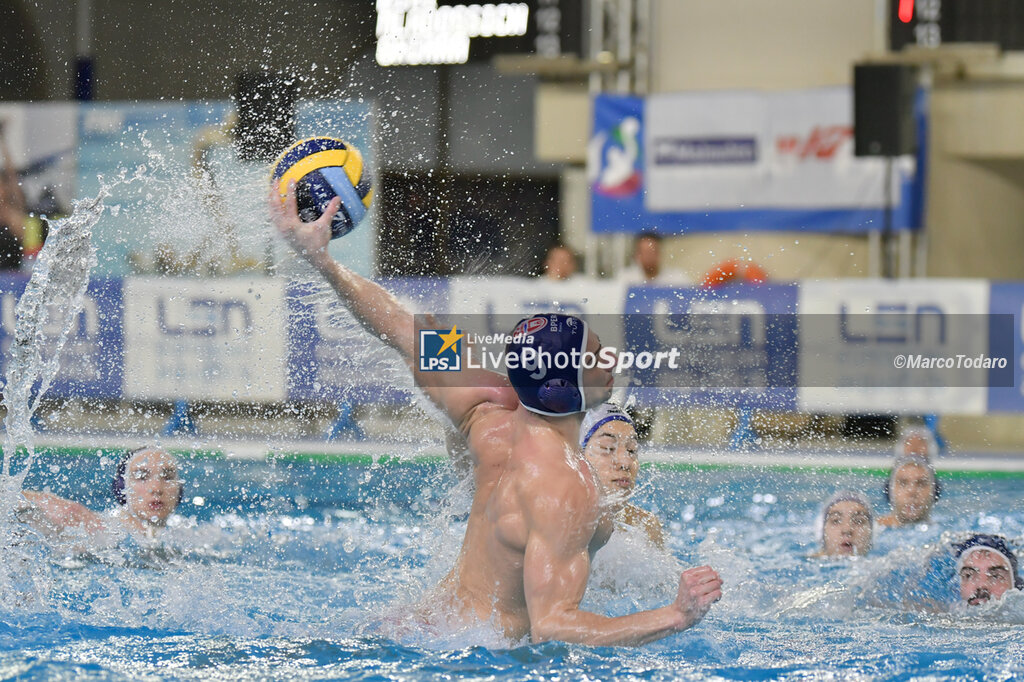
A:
17;490;106;537
269;181;512;425
522;472;722;647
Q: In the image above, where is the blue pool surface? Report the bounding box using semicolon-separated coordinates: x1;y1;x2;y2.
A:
1;452;1022;680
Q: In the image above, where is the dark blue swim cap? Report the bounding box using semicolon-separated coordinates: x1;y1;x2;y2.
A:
952;533;1024;590
506;314;589;417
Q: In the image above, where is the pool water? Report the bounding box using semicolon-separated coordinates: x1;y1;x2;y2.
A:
1;453;1022;680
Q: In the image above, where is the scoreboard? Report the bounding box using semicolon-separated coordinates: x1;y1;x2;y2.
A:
375;0;583;67
891;0;1024;50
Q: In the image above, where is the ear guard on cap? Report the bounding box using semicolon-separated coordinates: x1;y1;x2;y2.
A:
538;377;583;414
506;314;589;417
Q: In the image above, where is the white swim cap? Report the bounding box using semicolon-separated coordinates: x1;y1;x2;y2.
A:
955;545;1013;577
579;402;635;449
817;489;874;541
895;426;939;459
887;454;939;496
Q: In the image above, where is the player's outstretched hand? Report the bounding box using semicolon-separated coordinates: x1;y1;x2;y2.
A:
268;180;340;268
672;565;723;631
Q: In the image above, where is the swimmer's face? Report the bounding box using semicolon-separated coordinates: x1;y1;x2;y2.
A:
959;549;1015;606
821;500;872;557
583;419;639;501
581;332;614;406
124;449;181;527
889;462;935;523
902;434;931;457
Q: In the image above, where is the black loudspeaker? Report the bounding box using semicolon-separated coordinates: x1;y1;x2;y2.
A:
234;71;297;162
853;64;918;157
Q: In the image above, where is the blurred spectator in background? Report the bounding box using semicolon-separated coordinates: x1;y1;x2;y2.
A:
620;232;690;285
879;454;940;527
0;121;32;270
140;112;264;276
542;242;578;281
622;232;692;441
23;185;62;267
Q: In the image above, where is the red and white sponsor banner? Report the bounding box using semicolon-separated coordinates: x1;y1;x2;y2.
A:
644;88;911;212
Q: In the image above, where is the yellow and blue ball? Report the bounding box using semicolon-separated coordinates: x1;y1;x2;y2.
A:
271;137;373;239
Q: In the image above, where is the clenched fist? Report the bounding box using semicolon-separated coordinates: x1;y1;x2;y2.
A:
672;565;723;631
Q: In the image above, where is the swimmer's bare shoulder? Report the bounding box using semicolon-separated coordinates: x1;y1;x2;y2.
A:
457;390;521;472
877;514;900;528
515;433;721;647
513;428;595;522
622;504;666;549
460;425;593;592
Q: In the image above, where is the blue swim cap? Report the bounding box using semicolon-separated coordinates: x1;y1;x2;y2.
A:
506;314;589;417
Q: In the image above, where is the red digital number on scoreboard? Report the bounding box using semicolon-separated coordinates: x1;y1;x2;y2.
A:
898;0;914;23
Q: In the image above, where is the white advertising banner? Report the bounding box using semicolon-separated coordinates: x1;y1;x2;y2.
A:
797;279;990;415
645;88;908;212
123;277;288;401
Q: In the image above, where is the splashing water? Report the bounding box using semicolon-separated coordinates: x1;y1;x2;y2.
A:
0;159;152;483
1;193;107;481
0;188;109;611
0;186;117;580
0;460;1019;678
